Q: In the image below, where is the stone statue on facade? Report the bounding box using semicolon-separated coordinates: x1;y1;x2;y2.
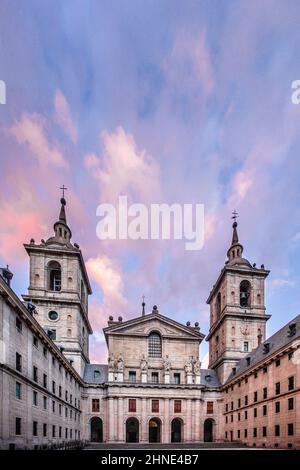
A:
108;354;115;371
184;360;193;374
193;359;201;375
117;354;124;371
140;354;148;371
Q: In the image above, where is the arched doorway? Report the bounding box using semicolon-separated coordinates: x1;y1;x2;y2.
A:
126;418;139;443
203;418;214;442
90;417;103;442
149;418;161;443
171;418;182;443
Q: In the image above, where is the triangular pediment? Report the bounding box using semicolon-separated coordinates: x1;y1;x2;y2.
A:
103;312;204;340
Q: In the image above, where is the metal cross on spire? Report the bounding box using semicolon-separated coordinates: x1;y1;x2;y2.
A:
60;185;68;199
232;209;239;222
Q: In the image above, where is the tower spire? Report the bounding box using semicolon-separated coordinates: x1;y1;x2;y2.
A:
142;295;146;317
59;185;68;224
227;210;244;262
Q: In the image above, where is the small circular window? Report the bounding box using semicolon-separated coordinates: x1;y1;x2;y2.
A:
48;310;59;321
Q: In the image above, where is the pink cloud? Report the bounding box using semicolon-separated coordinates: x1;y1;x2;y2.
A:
54;90;78;144
9;112;68;168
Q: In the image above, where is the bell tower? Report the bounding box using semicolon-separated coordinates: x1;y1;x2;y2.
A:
22;189;93;377
206;213;270;384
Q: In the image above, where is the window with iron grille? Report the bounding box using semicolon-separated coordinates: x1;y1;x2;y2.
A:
152;400;159;413
92;399;100;412
207;402;214;414
148;332;162;358
174;400;181;413
128;399;136;412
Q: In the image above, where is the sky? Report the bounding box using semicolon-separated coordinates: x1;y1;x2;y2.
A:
1;0;300;366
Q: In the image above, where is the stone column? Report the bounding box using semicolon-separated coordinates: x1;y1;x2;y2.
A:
186;399;192;442
195;374;200;384
141;371;147;383
164;372;170;384
141;398;147;442
108;371;114;382
186;373;193;384
118;397;124;442
191;400;195;441
108;397;115;442
164;398;170;443
117;371;124;382
195;400;200;442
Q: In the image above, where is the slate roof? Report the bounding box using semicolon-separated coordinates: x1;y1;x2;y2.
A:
200;369;220;388
226;313;300;383
84;364;108;384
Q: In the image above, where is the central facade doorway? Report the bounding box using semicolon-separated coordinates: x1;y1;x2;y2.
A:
171;418;182;442
149;418;161;443
90;417;103;442
203;418;214;442
126;418;139;443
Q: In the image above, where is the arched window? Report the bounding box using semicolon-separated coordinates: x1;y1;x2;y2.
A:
48;261;61;291
148;332;162;358
216;292;221;317
240;280;251;307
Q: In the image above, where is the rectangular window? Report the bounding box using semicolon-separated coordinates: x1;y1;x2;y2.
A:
275;401;280;413
43;347;47;358
253;428;257;438
128;399;136;412
275;425;280;437
152;400;159;413
151;372;159;383
15;417;21;435
237;430;240;439
52;381;56;394
263;366;268;374
33;336;38;348
238;398;241;408
230;414;233;423
43;423;47;437
263;405;267;416
231;401;233;410
238;412;241;421
65;390;68;401
65;407;68;418
59;426;62;438
43;374;47;388
43;396;47;410
129;371;136;383
288;376;294;391
245;410;248;420
275;359;281;367
288;423;294;436
59;385;62;398
225;403;228;412
244;395;248;406
92;399;100;412
207;402;214;414
243;342;249;352
254;408;257;418
65;428;68;439
47;329;56;341
16;317;22;332
288;351;293;360
16;382;21;400
59;404;62;416
52;400;55;413
70;394;73;405
33;391;38;406
244;429;247;438
33;421;38;437
225;416;228;424
263;387;268;399
263;426;267;437
33;366;38;383
174;399;181;413
288;397;294;410
16;352;22;372
254;391;258;403
52;425;56;438
275;382;280;395
174;373;180;384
